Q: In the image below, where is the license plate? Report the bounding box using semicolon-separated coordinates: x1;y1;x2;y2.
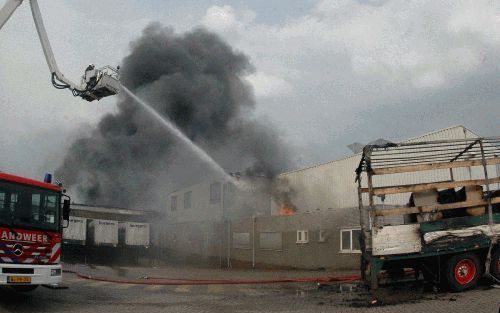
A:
7;276;31;284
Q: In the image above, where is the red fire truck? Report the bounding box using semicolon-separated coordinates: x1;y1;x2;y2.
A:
0;172;70;292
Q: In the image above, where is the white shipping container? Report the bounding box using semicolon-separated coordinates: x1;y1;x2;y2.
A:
63;217;87;243
88;219;118;246
118;222;150;246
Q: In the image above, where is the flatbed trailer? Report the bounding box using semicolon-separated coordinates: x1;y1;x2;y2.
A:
355;136;500;291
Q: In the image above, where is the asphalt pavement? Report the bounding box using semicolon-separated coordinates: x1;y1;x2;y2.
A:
0;264;498;313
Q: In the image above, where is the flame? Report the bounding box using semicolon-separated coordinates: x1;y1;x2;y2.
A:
279;207;295;216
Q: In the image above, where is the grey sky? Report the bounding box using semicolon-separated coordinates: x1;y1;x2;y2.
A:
0;0;499;178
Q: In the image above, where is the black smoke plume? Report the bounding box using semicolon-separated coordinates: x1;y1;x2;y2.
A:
56;23;291;209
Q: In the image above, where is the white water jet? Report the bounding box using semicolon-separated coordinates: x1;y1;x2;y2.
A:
121;86;237;185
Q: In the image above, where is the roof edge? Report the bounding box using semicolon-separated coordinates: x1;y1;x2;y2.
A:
279;125;481;176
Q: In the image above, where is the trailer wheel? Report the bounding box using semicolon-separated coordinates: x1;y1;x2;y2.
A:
445;253;482;292
491;248;500;281
10;285;39;292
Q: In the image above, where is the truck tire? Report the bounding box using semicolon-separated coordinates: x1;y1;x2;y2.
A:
491;248;500;281
10;285;39;292
445;253;482;292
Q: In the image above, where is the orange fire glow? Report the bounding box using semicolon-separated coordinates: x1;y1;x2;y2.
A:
279;207;295;216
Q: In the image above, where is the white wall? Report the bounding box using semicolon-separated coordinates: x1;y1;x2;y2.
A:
166;177;273;224
166;181;224;224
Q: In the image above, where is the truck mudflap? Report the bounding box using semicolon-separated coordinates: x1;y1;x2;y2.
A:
0;263;62;285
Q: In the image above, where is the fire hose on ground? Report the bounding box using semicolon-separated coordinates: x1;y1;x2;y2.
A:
62;269;360;286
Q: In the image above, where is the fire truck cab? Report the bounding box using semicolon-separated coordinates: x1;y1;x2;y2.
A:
0;172;69;291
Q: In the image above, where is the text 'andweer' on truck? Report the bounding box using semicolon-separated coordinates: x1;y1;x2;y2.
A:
0;172;70;292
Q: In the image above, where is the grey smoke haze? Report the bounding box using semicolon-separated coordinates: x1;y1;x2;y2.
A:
56;23;291;209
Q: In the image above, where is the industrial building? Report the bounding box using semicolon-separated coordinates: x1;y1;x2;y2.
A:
64;203;156;246
158;125;499;270
165;176;272;224
156;177;272;264
63;203;158;264
273;125;499;214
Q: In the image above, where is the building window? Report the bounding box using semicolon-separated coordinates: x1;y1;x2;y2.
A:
296;230;309;243
170;195;177;212
210;182;221;204
232;232;251;249
340;228;361;253
259;232;282;250
183;191;192;210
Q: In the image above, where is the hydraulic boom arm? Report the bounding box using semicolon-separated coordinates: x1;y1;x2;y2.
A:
0;0;120;101
0;0;21;30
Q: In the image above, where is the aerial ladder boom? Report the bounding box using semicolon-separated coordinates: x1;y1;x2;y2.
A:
0;0;21;30
0;0;120;101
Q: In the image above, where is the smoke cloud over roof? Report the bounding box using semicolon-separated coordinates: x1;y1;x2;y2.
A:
56;23;291;209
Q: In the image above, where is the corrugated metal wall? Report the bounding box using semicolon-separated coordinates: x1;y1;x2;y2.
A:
274;126;497;215
272;154;363;214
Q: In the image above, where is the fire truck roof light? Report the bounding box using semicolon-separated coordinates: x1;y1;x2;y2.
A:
44;173;53;184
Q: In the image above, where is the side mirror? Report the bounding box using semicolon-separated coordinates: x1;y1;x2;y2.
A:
63;199;71;221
